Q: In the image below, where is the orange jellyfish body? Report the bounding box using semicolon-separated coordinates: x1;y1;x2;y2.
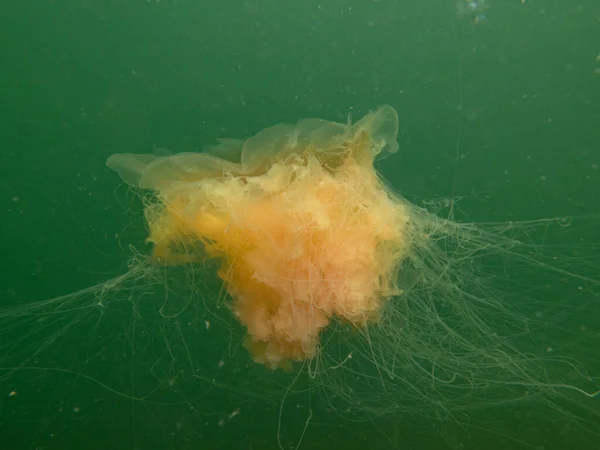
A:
107;106;410;369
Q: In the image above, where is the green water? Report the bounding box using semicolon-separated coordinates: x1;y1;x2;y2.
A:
1;0;599;449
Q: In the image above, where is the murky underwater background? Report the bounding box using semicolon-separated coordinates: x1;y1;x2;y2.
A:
1;0;600;449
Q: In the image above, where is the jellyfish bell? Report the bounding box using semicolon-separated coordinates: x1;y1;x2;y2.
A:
107;105;408;370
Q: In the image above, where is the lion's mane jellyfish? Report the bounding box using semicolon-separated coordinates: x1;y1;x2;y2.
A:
1;106;597;450
105;105;600;431
107;106;409;369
